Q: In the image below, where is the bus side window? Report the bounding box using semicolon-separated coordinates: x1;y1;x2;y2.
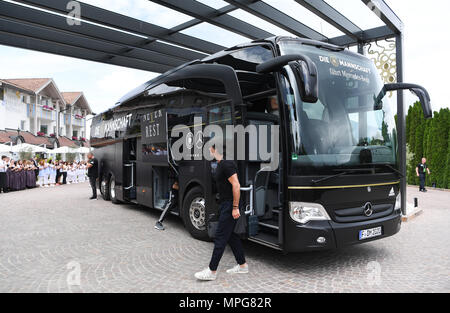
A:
207;105;232;125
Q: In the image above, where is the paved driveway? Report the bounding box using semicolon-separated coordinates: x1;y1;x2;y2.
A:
0;183;448;293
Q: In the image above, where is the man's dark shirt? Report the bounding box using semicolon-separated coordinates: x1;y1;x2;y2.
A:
88;158;98;178
214;160;237;202
417;163;428;176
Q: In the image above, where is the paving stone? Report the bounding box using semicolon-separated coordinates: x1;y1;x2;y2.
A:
0;184;448;292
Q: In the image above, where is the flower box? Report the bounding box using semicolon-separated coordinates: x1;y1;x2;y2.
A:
42;105;54;111
37;132;45;137
49;133;56;138
80;137;86;142
72;136;78;141
75;114;84;119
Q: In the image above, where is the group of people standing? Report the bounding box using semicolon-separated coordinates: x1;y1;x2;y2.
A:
0;155;89;193
0;156;38;192
37;159;88;187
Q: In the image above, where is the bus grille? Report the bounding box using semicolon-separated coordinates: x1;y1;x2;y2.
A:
333;204;394;223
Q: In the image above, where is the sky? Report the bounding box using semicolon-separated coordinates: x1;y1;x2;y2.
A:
0;0;449;120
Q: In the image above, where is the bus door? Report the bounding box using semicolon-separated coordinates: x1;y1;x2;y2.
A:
138;108;169;209
123;138;137;201
241;94;283;250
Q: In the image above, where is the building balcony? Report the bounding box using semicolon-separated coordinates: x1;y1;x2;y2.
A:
26;103;58;121
63;113;85;127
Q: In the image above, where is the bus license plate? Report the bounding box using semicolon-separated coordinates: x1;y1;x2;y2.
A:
359;227;382;240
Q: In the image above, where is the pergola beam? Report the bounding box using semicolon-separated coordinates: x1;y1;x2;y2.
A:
329;25;395;47
295;0;362;39
0;16;186;69
361;0;403;34
0;2;196;67
17;0;226;54
166;5;237;34
0;30;173;73
223;0;327;41
150;0;273;40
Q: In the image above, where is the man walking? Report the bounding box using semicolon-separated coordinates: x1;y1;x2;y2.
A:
194;143;248;281
416;157;431;192
86;152;98;199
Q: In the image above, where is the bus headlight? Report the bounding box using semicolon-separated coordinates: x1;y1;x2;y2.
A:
395;192;402;212
289;202;331;224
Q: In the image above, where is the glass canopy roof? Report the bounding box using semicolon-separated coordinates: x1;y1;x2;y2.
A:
0;0;403;73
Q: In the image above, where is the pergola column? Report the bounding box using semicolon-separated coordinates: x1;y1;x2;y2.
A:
55;99;60;137
396;33;406;215
69;105;73;138
33;93;38;135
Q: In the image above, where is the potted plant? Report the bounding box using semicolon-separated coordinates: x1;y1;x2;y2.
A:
37;131;45;137
42;105;54;111
80;137;86;142
72;136;78;141
49;133;56;138
75;114;83;119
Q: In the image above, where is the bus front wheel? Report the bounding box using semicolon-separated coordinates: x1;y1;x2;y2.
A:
182;186;209;241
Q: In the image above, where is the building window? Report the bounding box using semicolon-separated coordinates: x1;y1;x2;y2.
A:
73;130;78;137
40;125;48;135
0;88;4;101
20;120;26;130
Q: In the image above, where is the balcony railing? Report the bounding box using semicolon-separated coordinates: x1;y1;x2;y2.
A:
38;105;57;120
64;113;85;127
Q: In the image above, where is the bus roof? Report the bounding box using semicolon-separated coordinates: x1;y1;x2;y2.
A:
104;36;346;116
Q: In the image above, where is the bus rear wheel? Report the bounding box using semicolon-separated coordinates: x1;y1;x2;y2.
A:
100;176;110;201
182;186;209;241
109;174;120;204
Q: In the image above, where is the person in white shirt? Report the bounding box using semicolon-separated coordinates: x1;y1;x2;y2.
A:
0;156;8;193
37;160;44;187
49;161;56;187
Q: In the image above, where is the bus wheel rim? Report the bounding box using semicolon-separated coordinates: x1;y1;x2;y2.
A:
110;178;115;199
101;180;106;194
189;197;206;231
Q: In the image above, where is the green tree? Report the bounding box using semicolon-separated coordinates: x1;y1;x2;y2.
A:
18;147;33;160
66;152;76;163
444;128;450;189
405;103;449;189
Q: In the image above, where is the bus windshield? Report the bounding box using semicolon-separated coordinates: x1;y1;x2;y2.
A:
278;39;398;176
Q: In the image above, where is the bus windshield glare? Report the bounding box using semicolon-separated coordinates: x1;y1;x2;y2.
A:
278;39;398;175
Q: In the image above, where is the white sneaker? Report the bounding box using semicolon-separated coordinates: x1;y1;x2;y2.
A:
194;268;217;281
226;264;249;274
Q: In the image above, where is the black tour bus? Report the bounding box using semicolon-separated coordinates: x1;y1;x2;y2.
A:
90;36;431;253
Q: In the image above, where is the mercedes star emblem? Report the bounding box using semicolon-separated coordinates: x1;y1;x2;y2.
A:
364;202;373;217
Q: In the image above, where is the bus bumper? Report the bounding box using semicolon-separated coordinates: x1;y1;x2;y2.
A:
284;211;402;253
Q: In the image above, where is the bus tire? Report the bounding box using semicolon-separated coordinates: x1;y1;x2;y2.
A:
182;186;209;241
100;175;111;201
109;174;120;204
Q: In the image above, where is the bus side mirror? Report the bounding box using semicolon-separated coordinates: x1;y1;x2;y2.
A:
256;54;318;103
384;83;432;118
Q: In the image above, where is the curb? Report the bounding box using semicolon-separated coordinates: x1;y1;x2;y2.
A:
402;204;423;222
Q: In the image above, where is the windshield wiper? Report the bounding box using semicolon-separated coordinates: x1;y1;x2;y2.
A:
311;171;353;185
363;163;404;177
